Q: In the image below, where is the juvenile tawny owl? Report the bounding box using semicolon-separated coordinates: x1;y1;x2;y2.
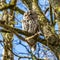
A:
22;10;40;51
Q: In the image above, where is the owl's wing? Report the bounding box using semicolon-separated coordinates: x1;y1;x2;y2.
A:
22;20;29;32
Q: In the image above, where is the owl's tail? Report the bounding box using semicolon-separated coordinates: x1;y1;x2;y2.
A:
27;39;36;52
25;35;38;52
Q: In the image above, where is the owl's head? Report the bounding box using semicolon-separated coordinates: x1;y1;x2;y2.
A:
23;10;38;20
28;10;38;19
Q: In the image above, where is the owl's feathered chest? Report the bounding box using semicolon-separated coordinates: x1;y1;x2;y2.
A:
22;10;40;34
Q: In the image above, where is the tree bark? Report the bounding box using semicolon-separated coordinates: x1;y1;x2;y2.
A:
2;10;14;60
0;0;14;59
2;9;14;60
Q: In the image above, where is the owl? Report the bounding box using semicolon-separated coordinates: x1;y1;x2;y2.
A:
22;10;40;51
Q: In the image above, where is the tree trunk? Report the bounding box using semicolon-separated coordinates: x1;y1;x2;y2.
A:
2;9;14;60
3;33;13;60
0;0;14;59
1;0;14;58
2;8;14;60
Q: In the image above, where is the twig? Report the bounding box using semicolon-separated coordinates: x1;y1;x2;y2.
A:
50;4;53;25
25;32;41;40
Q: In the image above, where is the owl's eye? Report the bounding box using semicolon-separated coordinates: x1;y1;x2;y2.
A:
26;20;29;22
25;14;27;16
30;13;32;15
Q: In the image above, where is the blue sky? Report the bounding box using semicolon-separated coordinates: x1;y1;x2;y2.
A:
0;0;58;60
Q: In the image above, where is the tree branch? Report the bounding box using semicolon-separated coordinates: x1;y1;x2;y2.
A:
14;7;24;14
0;0;25;14
22;0;32;10
0;21;46;45
32;0;50;23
